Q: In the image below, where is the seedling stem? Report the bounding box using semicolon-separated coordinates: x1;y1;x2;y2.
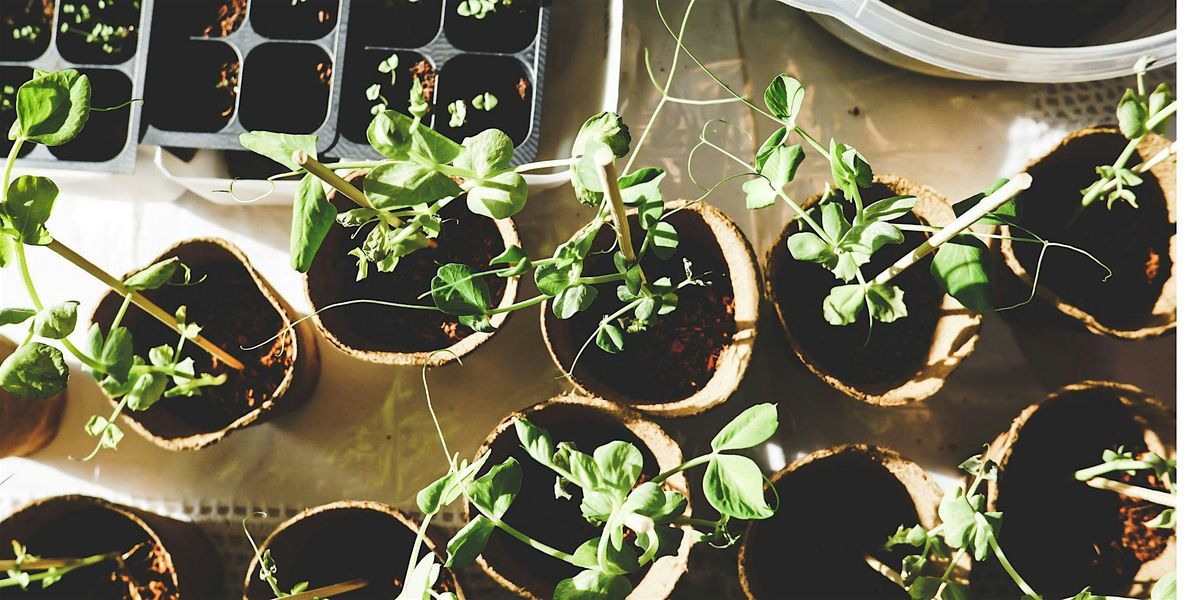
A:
1084;478;1177;507
291;151;400;226
594;149;646;287
271;578;368;600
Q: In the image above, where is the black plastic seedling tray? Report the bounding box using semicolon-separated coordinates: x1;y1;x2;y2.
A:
1;0;153;172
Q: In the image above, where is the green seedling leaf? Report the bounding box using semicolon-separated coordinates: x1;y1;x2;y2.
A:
1151;571;1176;600
1148;83;1173;134
126;372;168;411
861;195;917;222
937;486;1001;561
570;112;631;206
865;283;907;323
596;323;624;354
0;308;37;326
535;262;578;297
787;231;835;266
13;69;91;145
466;170;527;220
1146;508;1176;529
367;109;415;159
594;440;642;492
418;453;491;514
954;178;1019;225
1117;88;1149;139
552;284;597;320
469;457;522;520
618;167;665;228
238;131;318;171
711;404;779;451
99;326;134;382
648;221;679;260
364;162;462;210
516;418;555;467
490;244;531;277
454;129;513;178
32;301;78;339
472;92;499;111
822;284;865;326
290;173;337;272
0;342;68;399
553;570;633;600
84;415;124;450
124;257;182;292
742;141;803;210
703;454;774;520
0;235;15;268
415;118;463;162
446;515;495;568
764;74;805;122
431;263;491;316
4;175;58;245
830;141;873;199
448;100;468;128
931;237;992;312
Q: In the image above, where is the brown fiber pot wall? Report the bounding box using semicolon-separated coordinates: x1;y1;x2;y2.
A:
998;127;1176;339
304;169;521;366
541;200;760;417
243;500;463;600
90;238;320;451
0;336;67;457
764;174;982;406
0;495;220;598
468;393;691;599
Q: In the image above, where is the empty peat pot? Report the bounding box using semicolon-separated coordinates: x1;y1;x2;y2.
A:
764;176;981;406
977;381;1175;598
998;127;1176;339
541;201;760;417
468;393;692;599
738;444;941;599
0;495;219;598
0;336;67;457
305;170;521;366
90;238;321;451
242;501;461;600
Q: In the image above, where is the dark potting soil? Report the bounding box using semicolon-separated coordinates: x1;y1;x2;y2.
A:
434;54;533;146
47;68;132;162
307;181;507;354
54;0;141;64
560;209;736;404
146;0;243;38
1;0;53;61
249;0;337;40
0;504;177;599
881;0;1174;47
244;507;454;600
1;66;36;158
443;0;539;53
145;42;239;133
339;50;430;145
347;0;440;48
239;42;332;134
742;449;917;599
1013;131;1173;329
770;185;941;390
996;388;1171;597
93;260;292;437
475;409;660;598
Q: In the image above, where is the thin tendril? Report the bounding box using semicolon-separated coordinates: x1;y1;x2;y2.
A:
422;350;462;468
240;299;439;352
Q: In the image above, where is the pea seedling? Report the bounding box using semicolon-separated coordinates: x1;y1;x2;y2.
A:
58;1;139;57
1;69;239;460
1;540;150;592
1080;56;1177;211
242;513;369;600
1075;448;1177;528
457;0;510;20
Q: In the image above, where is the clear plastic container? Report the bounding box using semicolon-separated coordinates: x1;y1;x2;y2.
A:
777;0;1176;82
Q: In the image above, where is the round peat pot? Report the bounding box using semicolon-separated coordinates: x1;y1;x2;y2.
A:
90;238;321;451
0;336;67;457
305;170;521;366
541;201;760;417
468;393;691;600
978;381;1175;598
739;445;941;599
243;501;461;600
0;495;219;599
999;127;1176;339
765;176;981;406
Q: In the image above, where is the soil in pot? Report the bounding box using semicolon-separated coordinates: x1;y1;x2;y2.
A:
881;0;1174;47
1011;130;1173;331
769;184;942;388
555;209;736;405
1;0;54;61
244;506;455;600
347;0;440;48
1;66;36;159
338;50;431;145
54;0;141;65
91;248;293;437
148;0;245;37
443;0;539;53
249;0;337;40
433;54;532;145
145;41;239;133
994;387;1172;597
239;42;332;134
47;68;131;162
475;407;661;598
307;178;508;355
740;449;919;599
0;502;177;599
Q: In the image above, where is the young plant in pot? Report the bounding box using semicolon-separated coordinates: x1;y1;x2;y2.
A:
998;57;1177;339
0;335;66;457
0;494;220;598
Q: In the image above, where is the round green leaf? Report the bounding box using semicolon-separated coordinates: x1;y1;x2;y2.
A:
0;342;68;400
703;454;774;520
710;404;778;451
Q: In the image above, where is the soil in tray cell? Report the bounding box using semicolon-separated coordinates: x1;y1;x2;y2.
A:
1;66;36;158
239;42;333;134
347;0;440;48
433;54;532;146
1;0;54;61
47;68;132;162
339;49;431;144
443;0;539;53
250;0;338;40
148;0;246;37
55;0;143;65
145;41;239;133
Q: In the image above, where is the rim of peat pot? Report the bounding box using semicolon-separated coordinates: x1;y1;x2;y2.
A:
0;335;67;458
764;174;982;406
0;494;220;598
738;444;943;599
89;237;321;452
540;200;761;417
242;500;463;600
999;126;1176;339
303;169;522;366
982;380;1175;597
467;392;692;600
